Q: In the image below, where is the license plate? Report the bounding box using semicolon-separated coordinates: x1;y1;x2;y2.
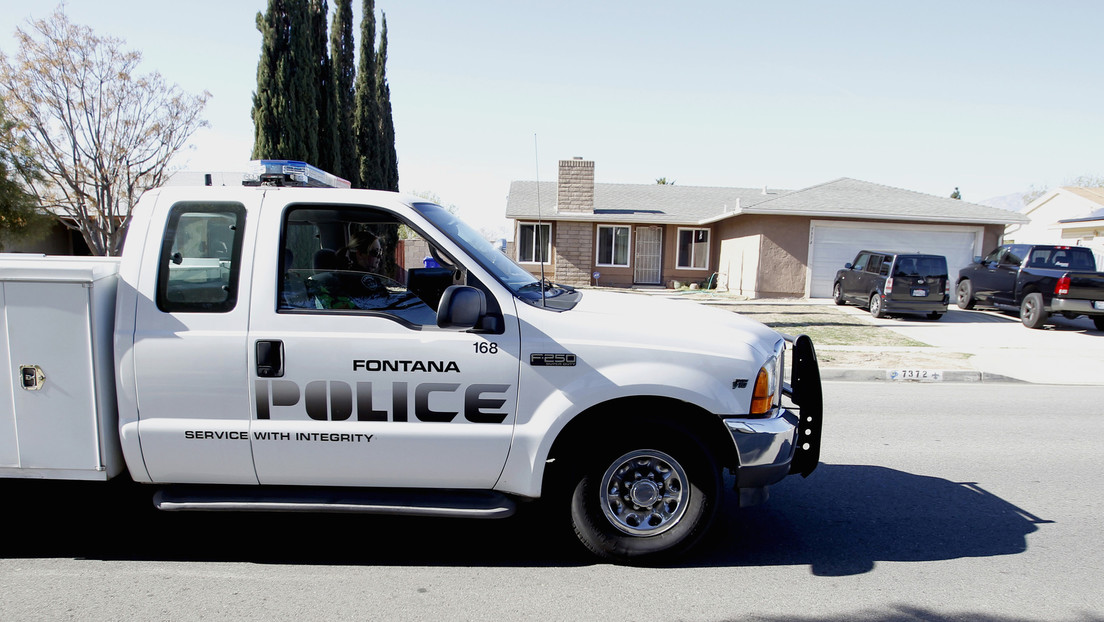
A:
1094;301;1104;310
911;288;928;297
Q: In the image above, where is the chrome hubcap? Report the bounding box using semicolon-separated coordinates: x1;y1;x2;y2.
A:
600;449;689;536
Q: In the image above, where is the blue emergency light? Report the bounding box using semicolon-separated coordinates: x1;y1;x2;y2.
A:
243;160;351;189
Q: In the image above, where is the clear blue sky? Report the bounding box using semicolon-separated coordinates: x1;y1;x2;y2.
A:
2;1;1103;236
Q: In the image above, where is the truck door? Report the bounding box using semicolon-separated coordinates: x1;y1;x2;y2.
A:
129;194;260;484
969;246;1006;303
246;201;520;489
991;245;1028;306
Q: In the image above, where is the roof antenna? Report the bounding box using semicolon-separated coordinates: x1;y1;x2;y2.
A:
534;134;547;307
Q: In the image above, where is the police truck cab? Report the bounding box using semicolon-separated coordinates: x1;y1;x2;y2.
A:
0;160;822;562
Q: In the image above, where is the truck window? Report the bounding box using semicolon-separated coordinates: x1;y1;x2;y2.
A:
852;253;870;271
156;202;246;313
1003;245;1030;266
277;205;451;327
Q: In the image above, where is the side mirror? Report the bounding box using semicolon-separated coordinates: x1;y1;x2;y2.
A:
436;285;486;330
844;262;853;270
973;256;982;264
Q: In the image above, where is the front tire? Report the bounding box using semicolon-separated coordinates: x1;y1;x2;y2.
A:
1021;292;1047;329
1093;316;1104;332
956;280;975;310
832;282;846;305
569;434;720;563
927;312;944;320
870;293;886;318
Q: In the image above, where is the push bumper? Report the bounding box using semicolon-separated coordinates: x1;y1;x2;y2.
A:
726;334;823;488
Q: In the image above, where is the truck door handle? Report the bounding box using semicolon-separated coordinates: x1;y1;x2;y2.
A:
256;340;284;378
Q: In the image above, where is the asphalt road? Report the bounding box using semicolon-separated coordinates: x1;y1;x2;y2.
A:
1;382;1102;621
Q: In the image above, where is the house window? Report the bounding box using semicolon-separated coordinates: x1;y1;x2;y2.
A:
596;225;630;267
677;228;710;270
518;222;550;263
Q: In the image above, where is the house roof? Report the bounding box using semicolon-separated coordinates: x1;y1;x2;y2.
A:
717;178;1029;226
505;181;786;224
506;177;1028;226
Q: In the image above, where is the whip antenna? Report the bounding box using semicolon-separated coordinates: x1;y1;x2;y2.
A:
534;134;547;307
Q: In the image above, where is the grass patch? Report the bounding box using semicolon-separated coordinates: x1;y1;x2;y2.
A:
714;304;929;347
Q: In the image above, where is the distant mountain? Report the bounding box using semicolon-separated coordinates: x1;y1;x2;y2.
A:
977;193;1028;213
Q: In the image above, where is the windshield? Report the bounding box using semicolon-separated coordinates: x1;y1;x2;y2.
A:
411;202;539;291
411;202;581;310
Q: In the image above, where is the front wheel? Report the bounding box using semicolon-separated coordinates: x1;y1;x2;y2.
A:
927;312;944;320
1021;292;1047;329
1092;316;1104;332
832;282;846;305
956;280;976;310
570;437;720;563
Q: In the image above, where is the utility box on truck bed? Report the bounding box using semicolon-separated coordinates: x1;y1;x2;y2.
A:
0;256;123;480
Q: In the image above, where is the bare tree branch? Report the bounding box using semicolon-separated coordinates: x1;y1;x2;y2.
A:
0;7;210;255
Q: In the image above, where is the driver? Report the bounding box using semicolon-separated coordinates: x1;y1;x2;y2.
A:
345;232;384;274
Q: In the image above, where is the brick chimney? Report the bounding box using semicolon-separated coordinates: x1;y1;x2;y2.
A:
557;158;594;213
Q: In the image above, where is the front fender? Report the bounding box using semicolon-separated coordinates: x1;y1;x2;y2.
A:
495;359;754;498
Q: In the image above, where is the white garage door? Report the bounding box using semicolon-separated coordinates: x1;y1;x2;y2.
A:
807;221;986;298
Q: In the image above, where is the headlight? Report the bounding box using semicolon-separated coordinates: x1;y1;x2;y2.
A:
749;341;785;416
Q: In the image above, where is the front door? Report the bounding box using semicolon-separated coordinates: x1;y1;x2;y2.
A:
634;226;662;285
246;202;520;489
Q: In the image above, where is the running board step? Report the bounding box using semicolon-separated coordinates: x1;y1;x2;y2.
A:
152;486;516;519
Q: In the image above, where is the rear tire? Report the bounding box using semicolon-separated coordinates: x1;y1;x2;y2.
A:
956;280;975;310
1020;292;1047;329
569;429;720;563
869;294;886;318
832;282;846;305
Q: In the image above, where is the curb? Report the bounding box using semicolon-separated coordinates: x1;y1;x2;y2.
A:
818;368;1025;383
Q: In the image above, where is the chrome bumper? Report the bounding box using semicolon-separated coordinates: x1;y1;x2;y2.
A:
726;334;823;488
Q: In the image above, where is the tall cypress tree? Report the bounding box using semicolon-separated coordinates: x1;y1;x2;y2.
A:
288;0;318;163
313;0;338;173
251;0;292;159
354;0;381;190
252;0;317;162
330;0;357;186
376;14;398;192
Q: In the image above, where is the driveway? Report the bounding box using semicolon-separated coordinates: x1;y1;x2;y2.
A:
842;305;1104;385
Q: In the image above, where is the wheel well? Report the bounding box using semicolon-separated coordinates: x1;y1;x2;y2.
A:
543;396;737;493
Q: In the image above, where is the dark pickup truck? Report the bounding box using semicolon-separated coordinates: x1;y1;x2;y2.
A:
956;244;1104;330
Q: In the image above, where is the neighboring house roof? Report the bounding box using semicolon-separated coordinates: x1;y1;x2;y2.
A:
1062;186;1104;205
505;181;787;224
506;177;1028;226
1058;207;1104;224
710;178;1028;226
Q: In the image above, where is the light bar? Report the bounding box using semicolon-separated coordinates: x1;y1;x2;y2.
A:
243;160;351;189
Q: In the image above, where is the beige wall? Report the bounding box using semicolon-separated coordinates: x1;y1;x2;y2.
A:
714;214;808;297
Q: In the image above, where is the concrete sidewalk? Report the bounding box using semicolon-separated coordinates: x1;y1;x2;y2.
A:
651;290;1104;385
839;305;1104;385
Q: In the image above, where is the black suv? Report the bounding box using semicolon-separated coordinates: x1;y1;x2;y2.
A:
833;250;950;319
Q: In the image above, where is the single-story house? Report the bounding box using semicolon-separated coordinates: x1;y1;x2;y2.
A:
1006;186;1104;270
505;158;1029;298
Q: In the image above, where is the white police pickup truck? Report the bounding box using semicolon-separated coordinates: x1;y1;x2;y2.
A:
0;161;821;562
